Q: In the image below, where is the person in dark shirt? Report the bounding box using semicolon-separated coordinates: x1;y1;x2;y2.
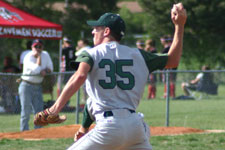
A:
145;39;157;53
62;36;76;83
136;39;145;50
1;56;21;113
160;35;177;98
145;39;157;99
2;56;21;73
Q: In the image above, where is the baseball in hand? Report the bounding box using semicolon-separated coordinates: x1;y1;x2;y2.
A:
171;3;187;25
172;3;183;17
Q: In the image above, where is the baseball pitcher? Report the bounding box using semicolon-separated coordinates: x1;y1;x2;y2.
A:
34;3;187;150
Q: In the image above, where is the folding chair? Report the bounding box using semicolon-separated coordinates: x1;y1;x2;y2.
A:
189;73;218;100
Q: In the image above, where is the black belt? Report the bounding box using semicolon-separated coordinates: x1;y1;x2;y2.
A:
22;79;41;85
103;109;135;117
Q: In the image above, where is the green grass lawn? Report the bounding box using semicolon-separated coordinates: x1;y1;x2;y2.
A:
0;133;224;150
137;99;225;129
0;98;224;133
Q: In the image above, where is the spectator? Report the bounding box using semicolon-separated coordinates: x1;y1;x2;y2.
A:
136;39;145;49
181;65;216;96
19;40;32;70
61;36;76;83
75;39;91;56
160;35;173;54
145;39;157;99
18;39;53;131
2;56;21;73
145;39;157;53
160;35;177;98
75;39;91;102
0;56;21;113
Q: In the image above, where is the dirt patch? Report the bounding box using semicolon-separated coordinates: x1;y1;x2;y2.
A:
0;125;205;140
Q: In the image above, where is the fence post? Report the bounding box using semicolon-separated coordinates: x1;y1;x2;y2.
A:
165;70;170;127
75;89;80;124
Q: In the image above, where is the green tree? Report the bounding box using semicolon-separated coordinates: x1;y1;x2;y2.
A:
119;6;148;46
63;0;119;42
138;0;225;69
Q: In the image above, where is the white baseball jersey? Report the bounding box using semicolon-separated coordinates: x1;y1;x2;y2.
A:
68;41;168;150
75;41;168;116
22;51;53;83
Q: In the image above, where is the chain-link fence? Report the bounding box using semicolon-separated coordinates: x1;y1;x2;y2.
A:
0;70;224;125
147;70;225;126
152;70;225;100
0;72;86;115
0;73;21;113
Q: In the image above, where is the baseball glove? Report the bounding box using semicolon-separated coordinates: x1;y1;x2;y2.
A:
34;108;67;126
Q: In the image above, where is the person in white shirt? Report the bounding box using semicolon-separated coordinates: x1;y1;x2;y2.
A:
181;65;209;96
18;39;53;131
75;39;91;56
75;39;91;102
19;40;32;70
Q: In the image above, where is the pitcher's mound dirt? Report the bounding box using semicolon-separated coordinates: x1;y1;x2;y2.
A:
0;125;204;140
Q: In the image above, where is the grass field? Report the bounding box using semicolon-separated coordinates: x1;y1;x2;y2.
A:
0;133;225;150
0;82;225;150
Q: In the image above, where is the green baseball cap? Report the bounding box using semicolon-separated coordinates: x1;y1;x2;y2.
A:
87;13;126;38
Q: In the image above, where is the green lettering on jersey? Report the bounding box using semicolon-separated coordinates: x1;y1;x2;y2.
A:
98;59;135;90
99;59;116;89
116;60;134;90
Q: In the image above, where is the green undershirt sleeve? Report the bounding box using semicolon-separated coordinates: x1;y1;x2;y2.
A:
74;51;94;72
82;104;94;128
73;51;94;128
139;49;168;73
